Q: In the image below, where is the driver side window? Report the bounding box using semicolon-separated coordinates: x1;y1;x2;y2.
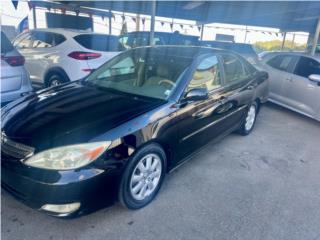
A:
187;55;222;92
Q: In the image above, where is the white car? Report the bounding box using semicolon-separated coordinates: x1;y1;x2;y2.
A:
12;28;123;87
1;31;33;106
261;52;320;121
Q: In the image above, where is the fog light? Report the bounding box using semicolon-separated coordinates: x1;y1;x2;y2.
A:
41;202;80;214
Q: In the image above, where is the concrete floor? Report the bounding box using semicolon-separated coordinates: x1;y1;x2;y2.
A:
2;102;320;240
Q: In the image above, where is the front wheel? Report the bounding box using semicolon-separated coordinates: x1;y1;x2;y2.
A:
238;102;258;136
119;143;166;209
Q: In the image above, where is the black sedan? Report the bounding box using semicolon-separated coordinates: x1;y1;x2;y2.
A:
1;46;268;217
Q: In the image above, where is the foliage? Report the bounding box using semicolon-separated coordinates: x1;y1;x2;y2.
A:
253;40;307;53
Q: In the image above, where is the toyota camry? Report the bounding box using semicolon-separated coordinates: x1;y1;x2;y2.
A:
1;46;268;217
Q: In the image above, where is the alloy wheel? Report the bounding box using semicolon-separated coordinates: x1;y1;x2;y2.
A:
245;105;256;131
130;153;162;201
50;79;62;87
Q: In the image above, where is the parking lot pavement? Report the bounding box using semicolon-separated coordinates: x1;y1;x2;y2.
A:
2;102;320;240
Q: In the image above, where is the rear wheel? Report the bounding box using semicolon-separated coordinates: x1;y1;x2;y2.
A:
46;73;67;87
238;102;258;136
119;143;166;209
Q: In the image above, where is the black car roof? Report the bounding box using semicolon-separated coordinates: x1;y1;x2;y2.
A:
131;45;227;58
122;31;199;39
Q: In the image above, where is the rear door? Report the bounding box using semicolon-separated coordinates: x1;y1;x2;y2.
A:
264;54;298;103
284;56;320;118
13;31;62;83
27;31;63;83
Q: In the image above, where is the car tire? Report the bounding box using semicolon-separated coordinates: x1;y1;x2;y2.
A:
238;101;258;136
119;143;166;209
46;73;66;87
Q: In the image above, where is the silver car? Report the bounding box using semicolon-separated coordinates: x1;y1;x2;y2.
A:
261;52;320;121
1;31;32;106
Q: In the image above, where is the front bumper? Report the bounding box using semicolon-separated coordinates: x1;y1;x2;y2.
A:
1;160;122;217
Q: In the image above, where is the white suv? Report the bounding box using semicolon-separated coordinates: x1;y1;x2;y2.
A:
13;28;123;87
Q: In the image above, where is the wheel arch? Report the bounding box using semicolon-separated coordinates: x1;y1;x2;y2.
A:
44;67;70;87
122;134;173;173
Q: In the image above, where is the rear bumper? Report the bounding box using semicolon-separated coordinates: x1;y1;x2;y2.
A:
1;161;121;217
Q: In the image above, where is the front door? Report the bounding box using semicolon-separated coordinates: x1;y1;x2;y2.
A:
284;56;320;118
176;54;250;161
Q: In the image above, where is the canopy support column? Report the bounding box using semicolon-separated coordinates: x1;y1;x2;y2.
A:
32;6;37;29
281;32;287;50
200;24;204;40
311;17;320;56
244;26;248;43
108;11;112;34
136;14;140;31
149;0;156;46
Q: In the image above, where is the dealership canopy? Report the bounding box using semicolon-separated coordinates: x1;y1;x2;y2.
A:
27;1;320;54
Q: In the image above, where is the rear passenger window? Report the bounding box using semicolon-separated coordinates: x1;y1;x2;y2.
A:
32;32;54;48
32;32;66;48
267;55;297;72
221;54;248;84
294;57;320;78
14;33;33;49
74;34;123;51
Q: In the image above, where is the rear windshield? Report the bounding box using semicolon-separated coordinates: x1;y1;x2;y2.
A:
74;34;123;52
1;31;14;54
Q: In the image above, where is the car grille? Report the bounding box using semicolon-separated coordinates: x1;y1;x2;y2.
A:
1;132;35;159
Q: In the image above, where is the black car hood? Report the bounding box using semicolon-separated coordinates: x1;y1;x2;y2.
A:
1;82;164;151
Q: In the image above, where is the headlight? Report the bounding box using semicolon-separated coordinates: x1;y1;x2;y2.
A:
23;142;111;170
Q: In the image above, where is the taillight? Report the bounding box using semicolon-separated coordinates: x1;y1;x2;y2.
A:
68;51;101;60
1;55;25;66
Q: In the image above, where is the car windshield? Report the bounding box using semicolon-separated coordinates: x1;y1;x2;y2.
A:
85;48;193;100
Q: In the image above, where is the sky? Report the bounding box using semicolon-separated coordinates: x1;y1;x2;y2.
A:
0;0;309;45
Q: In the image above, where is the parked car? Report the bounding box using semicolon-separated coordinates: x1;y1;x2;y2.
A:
119;31;199;49
12;28;124;87
260;52;320;121
1;46;268;217
200;41;260;67
306;44;320;54
1;31;33;106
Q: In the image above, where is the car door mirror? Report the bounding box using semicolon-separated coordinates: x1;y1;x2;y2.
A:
308;74;320;85
184;88;209;102
257;70;269;81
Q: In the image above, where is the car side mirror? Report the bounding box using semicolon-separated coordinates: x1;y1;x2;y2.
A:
308;74;320;85
184;88;208;102
257;70;269;81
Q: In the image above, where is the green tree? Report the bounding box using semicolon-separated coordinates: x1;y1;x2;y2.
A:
253;40;306;53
